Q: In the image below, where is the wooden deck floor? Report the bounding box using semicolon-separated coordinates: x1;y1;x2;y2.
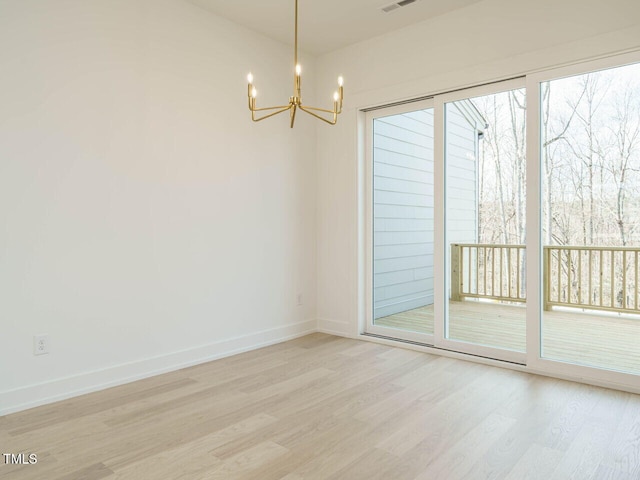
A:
375;301;640;375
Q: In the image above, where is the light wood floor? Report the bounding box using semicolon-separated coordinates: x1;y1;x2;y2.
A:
376;301;640;374
1;333;640;480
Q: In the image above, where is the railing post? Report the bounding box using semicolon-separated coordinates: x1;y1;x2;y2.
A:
543;247;550;311
451;244;461;302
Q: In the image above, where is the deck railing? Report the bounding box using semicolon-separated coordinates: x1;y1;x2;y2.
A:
451;244;526;304
451;243;640;314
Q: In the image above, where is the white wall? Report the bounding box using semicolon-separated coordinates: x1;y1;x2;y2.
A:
0;0;318;414
315;0;640;336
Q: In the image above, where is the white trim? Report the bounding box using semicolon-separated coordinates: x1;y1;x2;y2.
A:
525;70;542;369
0;320;317;416
365;99;434;121
348;40;640;116
433;97;446;345
526;50;640;89
317;318;351;337
364;108;374;335
436;77;526;105
356;109;368;338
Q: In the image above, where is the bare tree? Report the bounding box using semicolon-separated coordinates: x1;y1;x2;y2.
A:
471;64;640;310
509;90;526;244
541;80;587;245
606;83;640;245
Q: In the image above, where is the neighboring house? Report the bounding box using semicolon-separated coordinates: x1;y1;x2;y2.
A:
373;101;486;319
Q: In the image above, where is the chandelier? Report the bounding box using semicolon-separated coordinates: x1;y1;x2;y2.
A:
246;0;343;128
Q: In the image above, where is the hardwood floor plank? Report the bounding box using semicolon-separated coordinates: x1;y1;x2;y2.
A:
2;416;110;461
503;444;564;480
539;382;599;452
103;383;245;427
57;463;114;480
591;464;635;480
107;413;278;475
597;399;640;478
5;378;197;435
377;368;524;477
549;423;618;480
282;424;389;479
468;383;589;479
234;418;372;480
1;334;639;480
325;448;402;480
412;413;516;480
206;441;289;479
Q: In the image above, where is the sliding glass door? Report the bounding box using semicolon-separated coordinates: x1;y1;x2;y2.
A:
438;80;527;363
365;81;529;362
538;60;640;376
365;52;640;387
367;101;435;344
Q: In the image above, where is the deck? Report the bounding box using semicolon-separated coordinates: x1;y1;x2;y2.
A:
375;300;640;375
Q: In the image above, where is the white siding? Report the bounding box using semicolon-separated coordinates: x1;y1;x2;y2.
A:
446;103;481;298
373;104;479;319
446;103;479;245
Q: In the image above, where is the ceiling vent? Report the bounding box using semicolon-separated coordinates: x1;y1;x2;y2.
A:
381;0;418;13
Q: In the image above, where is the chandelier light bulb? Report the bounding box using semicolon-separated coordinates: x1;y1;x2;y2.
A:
333;91;339;101
295;64;301;76
338;76;343;87
251;87;257;98
247;73;253;84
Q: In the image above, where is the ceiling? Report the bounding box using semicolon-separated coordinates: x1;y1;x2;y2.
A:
188;0;483;55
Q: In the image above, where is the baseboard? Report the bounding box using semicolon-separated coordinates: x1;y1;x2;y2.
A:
0;320;317;416
317;318;351;337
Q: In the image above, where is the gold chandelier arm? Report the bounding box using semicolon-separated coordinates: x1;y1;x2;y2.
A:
299;105;337;125
252;105;293;122
251;104;292;112
300;105;337;114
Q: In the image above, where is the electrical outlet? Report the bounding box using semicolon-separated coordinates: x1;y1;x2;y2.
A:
33;335;49;356
297;293;303;306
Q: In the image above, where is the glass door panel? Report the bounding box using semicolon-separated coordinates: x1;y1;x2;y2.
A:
443;85;527;360
541;61;640;375
369;104;435;342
